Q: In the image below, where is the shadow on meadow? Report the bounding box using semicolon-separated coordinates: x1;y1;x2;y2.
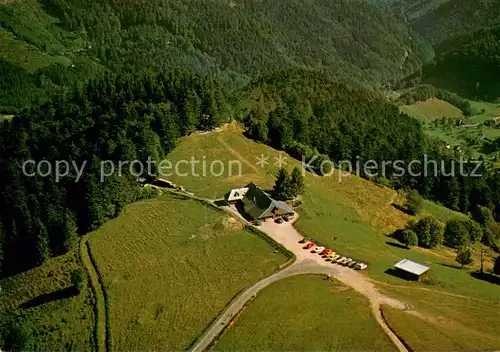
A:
19;287;77;309
470;271;500;286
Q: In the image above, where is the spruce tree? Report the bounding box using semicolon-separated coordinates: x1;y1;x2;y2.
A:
34;219;51;265
456;246;474;268
290;167;305;196
273;168;291;200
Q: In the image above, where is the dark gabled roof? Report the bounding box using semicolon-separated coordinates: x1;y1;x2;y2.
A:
242;183;294;219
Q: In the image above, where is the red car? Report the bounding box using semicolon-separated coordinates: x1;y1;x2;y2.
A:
304;242;316;249
320;248;332;256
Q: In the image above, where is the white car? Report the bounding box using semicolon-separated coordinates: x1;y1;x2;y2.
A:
355;263;368;270
340;258;351;265
344;259;355;266
312;246;325;253
336;256;347;264
347;260;357;268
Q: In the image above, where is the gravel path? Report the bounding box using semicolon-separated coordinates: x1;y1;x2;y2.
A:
80;239;108;352
190;207;410;352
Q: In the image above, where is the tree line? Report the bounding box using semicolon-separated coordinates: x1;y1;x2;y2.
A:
0;69;230;275
0;0;433;111
241;70;500;250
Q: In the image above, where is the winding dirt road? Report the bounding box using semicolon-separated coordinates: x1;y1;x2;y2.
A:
190;207;410;352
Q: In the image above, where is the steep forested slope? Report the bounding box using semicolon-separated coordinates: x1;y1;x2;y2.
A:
241;70;500;228
412;0;500;46
399;0;500;100
0;0;432;110
365;0;451;22
423;26;500;100
0;70;231;274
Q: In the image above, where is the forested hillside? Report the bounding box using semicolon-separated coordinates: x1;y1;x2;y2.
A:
0;70;230;275
0;0;433;111
412;0;500;46
241;71;500;242
365;0;451;22
422;25;500;100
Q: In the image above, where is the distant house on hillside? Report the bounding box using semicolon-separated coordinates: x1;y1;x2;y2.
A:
241;183;294;220
393;259;430;281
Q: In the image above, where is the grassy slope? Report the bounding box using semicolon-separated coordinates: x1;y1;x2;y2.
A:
0;0;86;69
215;275;396;351
402;98;500;162
87;193;287;350
399;98;463;120
0;251;94;350
166;124;500;301
420;199;468;223
381;286;500;350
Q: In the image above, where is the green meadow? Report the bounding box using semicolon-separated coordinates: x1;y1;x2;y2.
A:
87;193;287;350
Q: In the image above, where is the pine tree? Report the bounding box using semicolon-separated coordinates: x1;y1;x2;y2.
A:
401;229;418;248
182;89;201;135
406;189;423;215
63;212;78;252
456;246;473;268
290;167;305;197
34;219;51;265
273;168;292;200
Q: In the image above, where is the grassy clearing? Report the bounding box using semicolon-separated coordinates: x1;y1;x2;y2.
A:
420;199;469;223
380;286;500;350
400;98;463;120
0;28;71;72
87;193;287;350
215;275;396;351
402;98;500;163
0;251;95;350
467;100;500;116
166;124;500;301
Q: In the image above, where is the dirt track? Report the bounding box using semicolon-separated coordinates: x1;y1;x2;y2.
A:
190;207;410;352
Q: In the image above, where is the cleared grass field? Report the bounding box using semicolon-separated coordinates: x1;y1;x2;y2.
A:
420;199;468;223
166;124;500;301
215;275;397;351
380;286;500;350
87;193;287;350
0;251;95;350
402;98;500;167
400;98;463;120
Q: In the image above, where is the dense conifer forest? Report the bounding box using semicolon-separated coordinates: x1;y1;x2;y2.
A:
0;0;499;279
0;0;433;111
0;70;230;274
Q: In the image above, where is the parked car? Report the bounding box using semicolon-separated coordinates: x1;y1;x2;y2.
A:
253;220;262;226
299;237;309;244
326;252;337;259
275;217;284;224
343;258;354;266
336;256;347;264
330;254;341;262
320;248;332;256
304;242;316;249
355;263;368;270
312;246;325;253
283;215;290;222
348;260;357;268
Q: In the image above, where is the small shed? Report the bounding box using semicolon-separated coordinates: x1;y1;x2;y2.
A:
393;259;430;281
